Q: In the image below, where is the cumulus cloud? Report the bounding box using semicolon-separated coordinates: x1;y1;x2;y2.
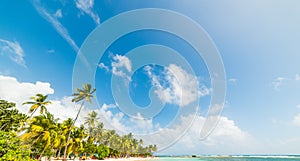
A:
111;54;132;79
0;75;86;125
129;112;160;134
0;75;54;114
75;0;100;25
144;64;209;107
0;38;26;67
96;104;159;135
94;103;127;134
155;114;255;155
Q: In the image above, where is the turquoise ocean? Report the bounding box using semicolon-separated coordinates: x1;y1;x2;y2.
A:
149;156;300;161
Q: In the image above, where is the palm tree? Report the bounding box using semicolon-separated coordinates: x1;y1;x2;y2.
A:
84;111;99;128
23;94;51;118
66;126;86;159
63;83;96;160
55;118;73;158
21;112;58;160
84;111;100;145
93;122;104;144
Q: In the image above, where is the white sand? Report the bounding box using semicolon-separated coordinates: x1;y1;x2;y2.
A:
48;157;156;161
104;157;156;161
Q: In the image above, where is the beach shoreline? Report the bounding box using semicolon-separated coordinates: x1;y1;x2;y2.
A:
104;157;156;161
47;157;156;161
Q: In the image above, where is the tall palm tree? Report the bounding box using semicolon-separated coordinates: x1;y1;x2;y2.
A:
63;83;96;160
23;94;52;118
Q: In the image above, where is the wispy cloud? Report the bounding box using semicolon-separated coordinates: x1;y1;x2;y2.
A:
97;62;109;72
32;0;79;52
0;38;26;67
272;77;286;90
293;113;300;127
296;74;300;81
228;78;237;83
54;9;62;18
75;0;100;25
47;49;55;54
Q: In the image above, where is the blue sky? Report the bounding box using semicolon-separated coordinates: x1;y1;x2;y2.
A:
1;0;300;155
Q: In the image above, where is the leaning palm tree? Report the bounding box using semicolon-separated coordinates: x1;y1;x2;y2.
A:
63;83;96;160
23;94;52;118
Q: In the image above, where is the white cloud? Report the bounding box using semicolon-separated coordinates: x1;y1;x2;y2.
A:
272;77;286;90
297;104;300;109
0;39;26;67
0;75;54;114
75;0;100;25
95;103;128;133
145;64;209;107
296;74;300;81
96;104;159;135
111;54;132;79
32;1;91;69
32;1;79;52
156;114;255;155
129;112;158;134
293;113;300;127
0;75;87;126
54;9;62;18
47;49;55;54
228;78;237;83
97;62;109;72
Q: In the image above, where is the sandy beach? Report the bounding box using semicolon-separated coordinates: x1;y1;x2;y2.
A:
47;157;156;161
104;157;156;161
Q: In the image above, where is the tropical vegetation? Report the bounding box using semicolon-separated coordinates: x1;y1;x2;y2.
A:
0;83;157;160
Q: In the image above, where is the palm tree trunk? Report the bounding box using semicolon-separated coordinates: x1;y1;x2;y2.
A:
63;101;85;161
0;122;8;130
38;145;48;161
29;108;38;119
57;147;62;158
31;135;42;146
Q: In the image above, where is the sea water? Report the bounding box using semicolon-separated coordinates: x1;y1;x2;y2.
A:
149;156;300;161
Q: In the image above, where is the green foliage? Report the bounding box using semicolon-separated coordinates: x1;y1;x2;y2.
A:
21;112;59;159
0;131;37;161
0;100;27;132
72;83;96;103
96;144;110;159
23;94;51;117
